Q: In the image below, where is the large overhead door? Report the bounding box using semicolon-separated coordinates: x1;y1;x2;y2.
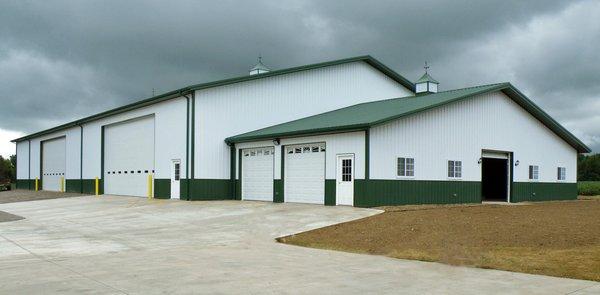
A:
104;116;155;197
284;143;325;204
42;137;66;191
241;147;274;201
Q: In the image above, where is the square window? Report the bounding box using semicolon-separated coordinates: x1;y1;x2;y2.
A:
529;165;539;180
448;160;462;178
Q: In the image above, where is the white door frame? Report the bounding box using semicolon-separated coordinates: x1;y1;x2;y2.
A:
336;153;355;206
171;159;181;199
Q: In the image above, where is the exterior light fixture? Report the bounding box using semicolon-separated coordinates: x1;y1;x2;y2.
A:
273;138;280;146
515;160;520;166
477;158;482;164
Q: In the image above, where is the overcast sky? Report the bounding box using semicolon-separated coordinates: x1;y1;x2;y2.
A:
0;0;599;157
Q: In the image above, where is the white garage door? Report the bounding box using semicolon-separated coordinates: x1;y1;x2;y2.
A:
284;143;325;204
42;137;66;191
241;147;274;201
104;116;155;197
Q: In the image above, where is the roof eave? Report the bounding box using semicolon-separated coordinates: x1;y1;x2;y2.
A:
225;124;370;144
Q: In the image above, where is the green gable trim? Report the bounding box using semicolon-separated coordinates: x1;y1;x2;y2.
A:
225;83;590;153
511;182;577;202
12;55;413;143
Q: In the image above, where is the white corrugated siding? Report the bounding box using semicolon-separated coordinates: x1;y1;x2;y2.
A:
370;91;577;182
16;141;30;179
196;61;412;179
82;97;187;181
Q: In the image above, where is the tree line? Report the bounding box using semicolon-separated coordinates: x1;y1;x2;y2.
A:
578;154;600;181
0;155;16;183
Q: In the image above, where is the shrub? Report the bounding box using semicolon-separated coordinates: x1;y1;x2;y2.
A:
578;181;600;196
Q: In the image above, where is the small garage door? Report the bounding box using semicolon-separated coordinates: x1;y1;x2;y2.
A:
42;137;66;191
284;143;325;204
241;147;274;201
104;116;155;197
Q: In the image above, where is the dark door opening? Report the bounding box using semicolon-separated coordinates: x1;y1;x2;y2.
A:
481;158;508;201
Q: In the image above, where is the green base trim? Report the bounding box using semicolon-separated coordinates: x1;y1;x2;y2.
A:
154;179;171;199
16;179;33;190
64;179;98;194
512;182;577;202
274;179;283;203
181;179;190;200
325;179;336;206
187;179;234;201
354;179;481;207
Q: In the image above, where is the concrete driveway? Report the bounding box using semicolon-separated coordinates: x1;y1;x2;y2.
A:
0;196;598;294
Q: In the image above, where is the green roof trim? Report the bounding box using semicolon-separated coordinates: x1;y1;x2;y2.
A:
416;72;439;84
12;55;414;143
225;83;591;153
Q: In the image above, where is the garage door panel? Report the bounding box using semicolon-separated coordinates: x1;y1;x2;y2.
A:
242;147;274;201
42;137;66;192
285;143;325;204
104;116;155;197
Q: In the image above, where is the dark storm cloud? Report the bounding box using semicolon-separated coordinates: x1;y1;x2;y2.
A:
0;0;598;152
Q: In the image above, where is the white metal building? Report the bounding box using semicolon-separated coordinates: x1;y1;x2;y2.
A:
13;56;590;206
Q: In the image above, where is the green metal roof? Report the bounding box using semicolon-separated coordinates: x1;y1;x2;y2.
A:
225;83;591;153
12;55;414;143
416;72;439;84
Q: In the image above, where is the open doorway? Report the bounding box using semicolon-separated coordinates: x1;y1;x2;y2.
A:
481;152;510;202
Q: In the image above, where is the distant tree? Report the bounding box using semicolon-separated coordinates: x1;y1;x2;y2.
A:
0;155;16;183
578;154;600;181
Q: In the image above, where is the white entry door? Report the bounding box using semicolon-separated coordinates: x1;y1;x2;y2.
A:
285;143;325;204
171;159;181;199
336;154;354;205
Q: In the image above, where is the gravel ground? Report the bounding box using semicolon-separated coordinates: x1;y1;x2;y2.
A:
0;190;88;204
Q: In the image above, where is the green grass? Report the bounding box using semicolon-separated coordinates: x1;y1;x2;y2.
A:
578;181;600;196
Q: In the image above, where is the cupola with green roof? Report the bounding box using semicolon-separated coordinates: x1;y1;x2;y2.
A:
415;62;439;94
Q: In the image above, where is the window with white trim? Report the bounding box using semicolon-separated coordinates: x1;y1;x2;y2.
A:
448;160;462;178
557;167;566;180
529;165;539;180
397;157;414;176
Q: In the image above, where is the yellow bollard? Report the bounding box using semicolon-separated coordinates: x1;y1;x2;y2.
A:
60;176;64;192
35;178;39;191
147;174;153;199
95;177;99;196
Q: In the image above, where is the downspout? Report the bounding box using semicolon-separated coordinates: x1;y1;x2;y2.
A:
181;91;192;200
79;124;83;193
28;140;31;190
